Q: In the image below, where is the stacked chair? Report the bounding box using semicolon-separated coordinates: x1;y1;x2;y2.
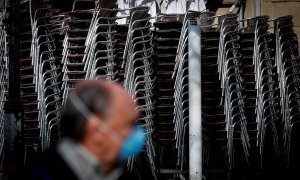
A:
217;14;250;174
274;15;300;168
173;11;199;177
114;19;129;83
251;16;282;169
45;8;68;149
20;0;41;153
200;12;229;178
49;8;68;63
61;0;96;105
84;4;122;81
0;8;8;163
152;13;183;179
122;6;158;178
31;6;63;152
153;14;183;178
217;14;250;172
240;17;258;163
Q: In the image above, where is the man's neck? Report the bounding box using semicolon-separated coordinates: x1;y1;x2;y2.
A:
57;138;122;180
82;137;115;172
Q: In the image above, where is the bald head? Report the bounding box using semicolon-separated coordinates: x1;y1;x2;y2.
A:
60;80;139;140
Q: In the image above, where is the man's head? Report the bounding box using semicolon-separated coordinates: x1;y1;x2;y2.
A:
60;80;141;171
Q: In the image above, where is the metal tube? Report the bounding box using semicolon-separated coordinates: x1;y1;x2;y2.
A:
188;20;202;180
255;0;261;16
239;1;245;27
252;0;256;17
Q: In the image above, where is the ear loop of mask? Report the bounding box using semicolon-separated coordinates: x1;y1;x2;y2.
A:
69;92;123;144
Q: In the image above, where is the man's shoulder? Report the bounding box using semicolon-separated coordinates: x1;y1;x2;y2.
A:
25;147;78;180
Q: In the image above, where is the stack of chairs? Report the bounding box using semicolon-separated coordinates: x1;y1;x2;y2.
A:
172;11;191;179
152;13;183;179
31;6;63;152
170;10;217;178
122;6;157;178
83;3;130;83
19;0;41;153
114;22;128;84
61;0;96;105
274;15;300;168
200;12;230;178
239;16;259;161
45;7;68;149
84;5;121;81
173;10;211;179
113;10;132;84
217;14;250;171
0;8;8;162
49;8;69;64
197;12;252;178
252;16;281;169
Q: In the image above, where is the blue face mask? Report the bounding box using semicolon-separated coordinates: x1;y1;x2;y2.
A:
118;125;146;161
70;92;146;162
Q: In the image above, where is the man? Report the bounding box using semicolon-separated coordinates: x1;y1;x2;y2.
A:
19;80;146;180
